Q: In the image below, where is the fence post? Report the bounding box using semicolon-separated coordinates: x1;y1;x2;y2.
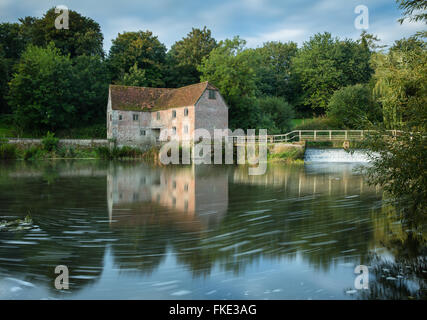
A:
314;131;317;141
299;131;301;142
329;130;332;140
345;131;348;140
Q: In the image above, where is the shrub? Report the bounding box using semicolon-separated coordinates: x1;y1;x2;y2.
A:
257;96;295;133
24;146;43;160
95;146;112;159
327;84;382;129
0;143;17;159
42;131;59;152
293;116;342;130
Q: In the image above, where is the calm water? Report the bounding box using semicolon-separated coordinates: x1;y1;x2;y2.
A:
0;160;425;300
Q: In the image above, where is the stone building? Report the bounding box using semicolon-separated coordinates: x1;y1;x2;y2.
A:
107;81;228;147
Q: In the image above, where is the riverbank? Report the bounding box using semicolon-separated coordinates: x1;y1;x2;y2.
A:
1;139;307;164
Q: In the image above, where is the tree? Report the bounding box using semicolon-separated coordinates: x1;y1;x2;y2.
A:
198;37;258;128
72;55;110;122
257;96;295;133
199;37;257;102
166;27;217;86
8;44;75;132
27;8;104;58
121;63;149;87
371;48;427;129
251;41;298;101
327;84;382;129
108;30;166;87
292;32;372;112
396;0;427;24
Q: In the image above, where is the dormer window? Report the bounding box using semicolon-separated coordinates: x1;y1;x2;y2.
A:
208;89;216;99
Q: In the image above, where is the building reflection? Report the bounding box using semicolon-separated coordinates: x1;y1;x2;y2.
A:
107;164;229;230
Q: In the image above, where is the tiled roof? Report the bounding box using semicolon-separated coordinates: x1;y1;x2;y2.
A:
110;81;218;112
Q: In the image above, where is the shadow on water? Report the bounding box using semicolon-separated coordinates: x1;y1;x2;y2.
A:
0;160;425;299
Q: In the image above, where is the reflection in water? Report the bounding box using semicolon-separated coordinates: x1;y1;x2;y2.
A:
0;160;425;299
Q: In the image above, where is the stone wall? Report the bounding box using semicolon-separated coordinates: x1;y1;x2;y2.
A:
7;138;109;148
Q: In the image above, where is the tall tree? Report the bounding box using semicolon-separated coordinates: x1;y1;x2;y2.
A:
166;27;217;87
292;32;372;112
251;41;298;100
198;37;258;129
108;30;166;87
27;8;104;58
8;44;76;132
396;0;427;24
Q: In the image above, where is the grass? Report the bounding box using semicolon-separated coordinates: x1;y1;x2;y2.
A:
268;145;305;163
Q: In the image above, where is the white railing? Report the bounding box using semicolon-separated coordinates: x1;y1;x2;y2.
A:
228;130;402;144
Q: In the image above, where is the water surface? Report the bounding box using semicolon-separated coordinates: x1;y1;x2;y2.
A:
0;160;424;299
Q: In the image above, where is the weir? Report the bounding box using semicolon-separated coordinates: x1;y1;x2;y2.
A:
304;148;371;163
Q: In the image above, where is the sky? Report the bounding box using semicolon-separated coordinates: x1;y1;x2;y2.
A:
0;0;424;52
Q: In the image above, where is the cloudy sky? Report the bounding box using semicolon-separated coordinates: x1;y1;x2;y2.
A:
0;0;424;52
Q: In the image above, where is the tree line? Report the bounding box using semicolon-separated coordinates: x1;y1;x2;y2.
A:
0;2;425;135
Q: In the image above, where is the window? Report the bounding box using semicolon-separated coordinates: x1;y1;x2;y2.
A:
184;184;188;192
172;127;177;135
156;112;160;120
184;125;189;134
172;181;176;189
119;115;123;120
109;114;112;121
140;129;146;136
172;110;176;118
208;89;216;99
184;108;188;116
133;114;139;121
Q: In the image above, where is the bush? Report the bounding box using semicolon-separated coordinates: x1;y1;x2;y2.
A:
294;116;342;130
96;146;142;159
42;131;59;152
327;84;382;129
257;96;295;133
24;146;43;160
0;143;17;159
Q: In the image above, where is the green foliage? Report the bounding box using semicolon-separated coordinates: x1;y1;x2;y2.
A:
72;55;110;122
199;37;257;102
327;84;382;129
41;131;59;152
294;117;343;130
396;0;427;24
292;32;373;112
371;48;427;129
108;30;166;86
8;44;75;131
257;96;295;133
0;143;17;159
250;41;299;101
95;146;142;159
166;27;217;87
121;63;149;87
362;130;427;218
26;8;104;57
23;146;43;160
56;123;106;139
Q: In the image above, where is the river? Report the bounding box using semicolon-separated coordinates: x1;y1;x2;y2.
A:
0;159;425;299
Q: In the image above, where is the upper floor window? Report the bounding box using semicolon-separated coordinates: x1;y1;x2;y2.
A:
184;108;188;116
119;115;123;120
140;129;146;136
133;114;139;121
172;110;176;118
208;89;216;99
109;114;112;121
172;127;177;135
156;112;160;120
